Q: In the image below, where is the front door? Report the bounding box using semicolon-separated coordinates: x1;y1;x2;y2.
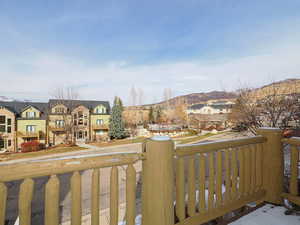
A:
79;131;83;139
76;130;86;142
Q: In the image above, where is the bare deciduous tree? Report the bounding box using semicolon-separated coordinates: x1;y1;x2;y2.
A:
230;81;300;134
129;86;137;106
163;88;172;109
138;88;144;106
50;87;79;144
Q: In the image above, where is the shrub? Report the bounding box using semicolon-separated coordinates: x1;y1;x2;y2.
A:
21;141;41;153
187;129;198;136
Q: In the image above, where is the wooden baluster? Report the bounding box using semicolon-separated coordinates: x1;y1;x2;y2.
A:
187;156;196;216
251;145;256;194
126;164;136;225
290;145;299;196
198;154;206;213
19;178;34;225
71;171;82;225
215;151;223;207
238;148;245;197
110;166;119;225
244;147;251;196
208;153;215;210
176;157;185;221
224;149;231;203
256;144;263;191
91;169;100;225
45;175;60;225
0;183;7;225
231;150;238;200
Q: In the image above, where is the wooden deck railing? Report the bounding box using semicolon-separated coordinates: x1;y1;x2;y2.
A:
0;152;141;225
282;137;300;206
141;128;285;225
174;136;267;225
1;127;299;225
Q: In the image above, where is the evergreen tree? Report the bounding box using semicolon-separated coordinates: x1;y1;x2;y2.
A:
109;96;126;139
148;106;154;124
155;106;162;123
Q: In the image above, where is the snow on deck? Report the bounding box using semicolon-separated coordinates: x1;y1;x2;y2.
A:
230;204;300;225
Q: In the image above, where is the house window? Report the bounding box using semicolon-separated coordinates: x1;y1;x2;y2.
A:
84;120;87;126
55;120;64;127
97;107;106;114
26;125;36;132
78;111;83;118
0;116;5;124
96;119;104;125
0;125;5;132
85;131;88;137
26;111;36;118
8;140;11;147
7;118;11;125
55;107;65;114
7;126;11;133
95;130;104;135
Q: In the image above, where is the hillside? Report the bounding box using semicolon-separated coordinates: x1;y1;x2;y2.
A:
141;91;237;109
127;78;300;110
250;78;300;100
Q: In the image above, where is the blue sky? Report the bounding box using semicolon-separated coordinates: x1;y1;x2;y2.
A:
0;0;300;104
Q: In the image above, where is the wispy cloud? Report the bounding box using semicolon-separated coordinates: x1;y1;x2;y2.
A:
0;38;299;104
0;0;299;104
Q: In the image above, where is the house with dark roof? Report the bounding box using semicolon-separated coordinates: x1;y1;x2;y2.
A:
0;99;110;152
187;102;234;115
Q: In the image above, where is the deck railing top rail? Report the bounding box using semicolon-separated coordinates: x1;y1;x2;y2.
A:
282;137;300;145
0;152;141;182
175;135;266;156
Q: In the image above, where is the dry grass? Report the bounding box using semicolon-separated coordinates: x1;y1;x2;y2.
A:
0;146;86;162
177;133;219;144
90;137;147;147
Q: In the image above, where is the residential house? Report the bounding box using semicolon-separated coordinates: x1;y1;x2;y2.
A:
0;106;16;152
0;99;110;152
48;99;110;145
186;100;235;130
186;101;234;115
0;101;48;152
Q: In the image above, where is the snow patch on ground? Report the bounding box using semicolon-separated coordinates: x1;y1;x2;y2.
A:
118;215;141;225
230;204;300;225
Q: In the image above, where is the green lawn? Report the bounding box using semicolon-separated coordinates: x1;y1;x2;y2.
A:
0;146;86;162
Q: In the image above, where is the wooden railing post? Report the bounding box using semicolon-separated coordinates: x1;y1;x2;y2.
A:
142;136;174;225
257;127;283;204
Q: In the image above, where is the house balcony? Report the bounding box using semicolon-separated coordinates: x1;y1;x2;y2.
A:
17;131;40;138
92;124;109;130
49;126;66;132
0;127;299;225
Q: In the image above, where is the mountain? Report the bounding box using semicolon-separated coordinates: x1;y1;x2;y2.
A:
127;91;237;110
0;96;15;102
128;78;300;110
0;96;32;102
250;78;300;100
